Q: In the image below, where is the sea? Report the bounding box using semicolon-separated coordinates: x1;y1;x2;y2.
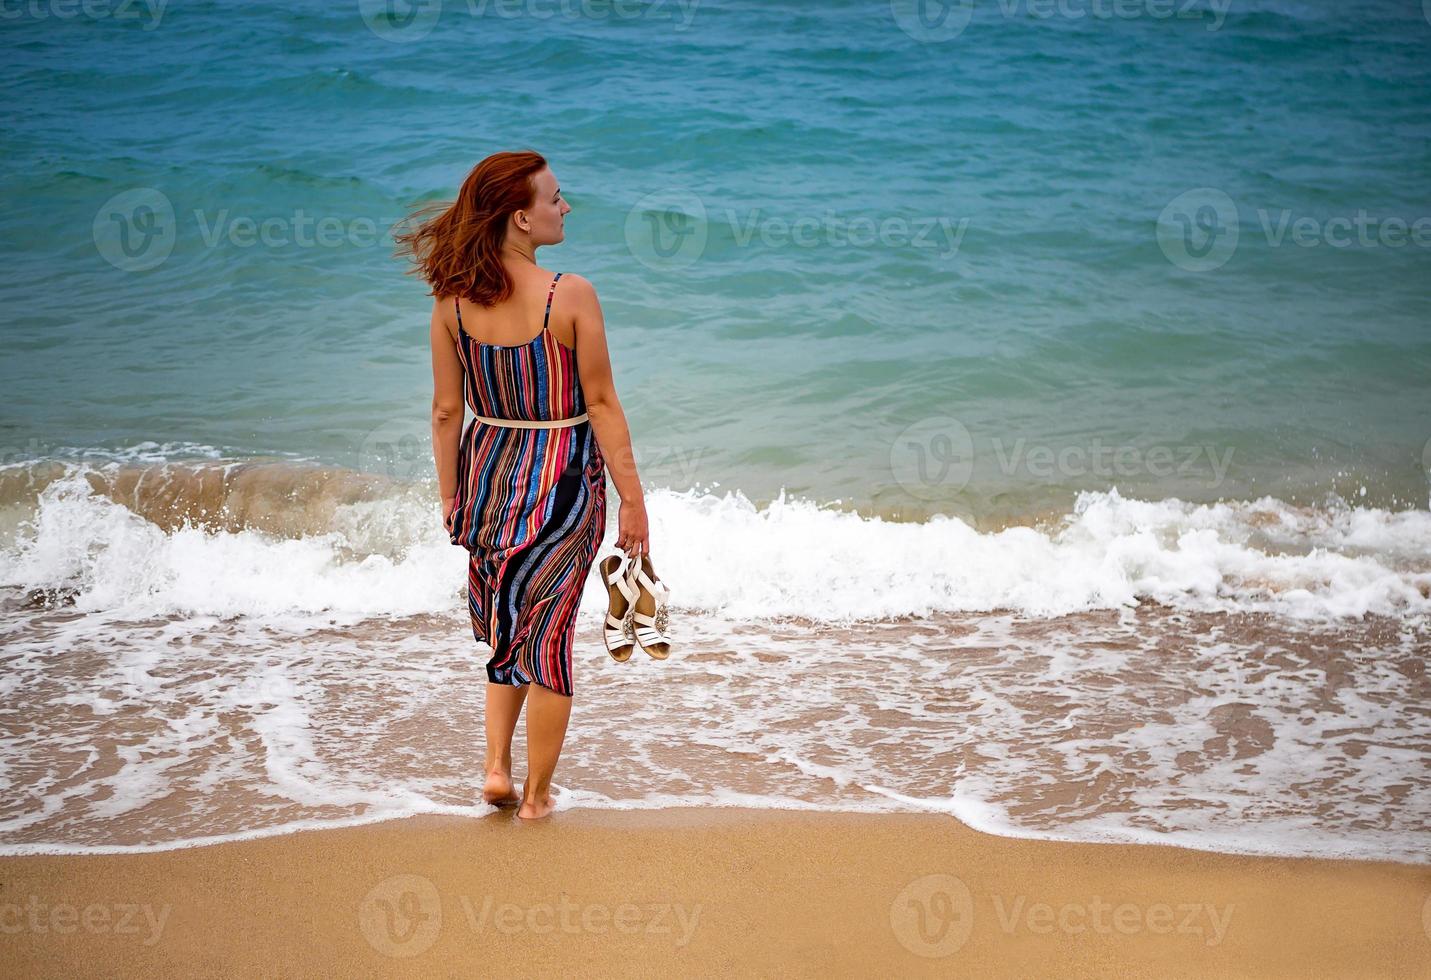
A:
0;0;1428;863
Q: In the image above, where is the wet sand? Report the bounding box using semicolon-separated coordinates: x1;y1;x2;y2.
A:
2;808;1427;978
5;602;1426;863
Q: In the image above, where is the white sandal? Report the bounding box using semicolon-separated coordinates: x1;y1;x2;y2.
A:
599;555;638;663
625;555;673;660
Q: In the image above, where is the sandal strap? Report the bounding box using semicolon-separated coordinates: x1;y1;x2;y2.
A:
627;564;670;600
606;561;638;599
633;625;670;647
630;611;672;643
604;617;635;648
623;559;672;647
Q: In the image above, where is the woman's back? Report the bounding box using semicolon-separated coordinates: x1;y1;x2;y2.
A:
452;267;577;350
451;270;585;424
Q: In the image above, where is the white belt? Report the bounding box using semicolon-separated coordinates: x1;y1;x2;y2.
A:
474;412;589;429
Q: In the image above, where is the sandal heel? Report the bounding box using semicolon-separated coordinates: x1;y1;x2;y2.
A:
600;555;637;662
626;555;673;660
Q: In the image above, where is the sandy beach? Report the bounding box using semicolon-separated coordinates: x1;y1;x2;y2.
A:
4;3;1431;978
2;808;1427;977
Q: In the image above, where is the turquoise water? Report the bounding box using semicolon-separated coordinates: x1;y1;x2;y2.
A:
2;2;1430;861
2;0;1430;523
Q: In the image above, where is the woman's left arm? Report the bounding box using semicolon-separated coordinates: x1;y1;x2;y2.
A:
430;297;466;522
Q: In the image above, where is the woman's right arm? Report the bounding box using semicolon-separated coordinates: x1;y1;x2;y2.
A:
430;296;467;528
566;274;649;557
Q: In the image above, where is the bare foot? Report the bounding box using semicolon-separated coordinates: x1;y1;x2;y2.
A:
516;794;556;820
481;769;520;807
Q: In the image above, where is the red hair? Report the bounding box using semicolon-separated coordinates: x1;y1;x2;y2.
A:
393;149;547;306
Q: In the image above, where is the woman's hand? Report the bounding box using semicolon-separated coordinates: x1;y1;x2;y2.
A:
614;498;649;558
442;495;457;530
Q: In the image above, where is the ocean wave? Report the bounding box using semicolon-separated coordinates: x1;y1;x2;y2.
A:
1;458;1427;625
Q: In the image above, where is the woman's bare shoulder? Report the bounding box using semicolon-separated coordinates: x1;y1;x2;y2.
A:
557;272;597;295
558;274;602;323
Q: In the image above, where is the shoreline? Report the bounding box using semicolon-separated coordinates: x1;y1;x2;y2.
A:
2;808;1427;977
2;801;1426;868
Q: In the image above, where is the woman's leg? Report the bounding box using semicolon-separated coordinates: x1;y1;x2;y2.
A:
518;683;572;819
482;682;528;805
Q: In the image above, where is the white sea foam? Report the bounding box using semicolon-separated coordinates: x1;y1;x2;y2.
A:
0;463;1426;864
2;467;1428;625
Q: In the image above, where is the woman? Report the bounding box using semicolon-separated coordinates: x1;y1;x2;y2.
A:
395;150;649;820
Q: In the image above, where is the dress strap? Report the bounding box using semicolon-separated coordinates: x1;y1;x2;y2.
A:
541;272;563;333
453;295;465;335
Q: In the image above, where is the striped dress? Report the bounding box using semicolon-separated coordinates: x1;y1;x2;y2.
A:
446;271;607;697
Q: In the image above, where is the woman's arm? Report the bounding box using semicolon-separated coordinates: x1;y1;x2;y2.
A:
566;274;649;557
430;297;466;523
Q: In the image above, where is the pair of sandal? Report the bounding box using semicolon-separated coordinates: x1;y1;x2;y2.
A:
600;554;673;662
